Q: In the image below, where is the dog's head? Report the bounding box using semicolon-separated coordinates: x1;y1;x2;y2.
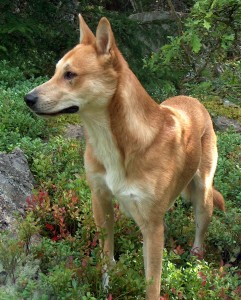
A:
24;16;122;116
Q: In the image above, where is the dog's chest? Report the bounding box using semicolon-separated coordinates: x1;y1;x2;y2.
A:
85;122;150;215
88;125;131;195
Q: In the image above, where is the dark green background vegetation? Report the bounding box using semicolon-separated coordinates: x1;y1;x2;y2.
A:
0;0;240;299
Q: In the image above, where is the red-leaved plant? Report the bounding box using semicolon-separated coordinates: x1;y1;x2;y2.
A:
26;188;82;241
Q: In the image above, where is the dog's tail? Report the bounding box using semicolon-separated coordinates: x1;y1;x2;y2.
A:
213;187;225;211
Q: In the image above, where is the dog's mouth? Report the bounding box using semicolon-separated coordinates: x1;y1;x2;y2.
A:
36;106;79;116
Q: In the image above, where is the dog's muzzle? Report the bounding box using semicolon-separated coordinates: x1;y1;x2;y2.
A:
24;90;79;116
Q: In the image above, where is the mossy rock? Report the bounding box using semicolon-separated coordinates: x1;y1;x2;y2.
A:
202;97;241;123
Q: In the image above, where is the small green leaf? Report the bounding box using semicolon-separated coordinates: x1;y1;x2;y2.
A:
191;34;202;53
203;20;211;30
0;46;7;53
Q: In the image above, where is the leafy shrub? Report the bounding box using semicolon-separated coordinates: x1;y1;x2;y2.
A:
0;66;55;152
0;2;157;81
23;136;84;186
1;222;240;299
26;184;91;241
0;60;24;87
161;250;241;299
183;60;241;108
215;131;241;202
0;234;23;284
0;1;78;77
144;0;241;103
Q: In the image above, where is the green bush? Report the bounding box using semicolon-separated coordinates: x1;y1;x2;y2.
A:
0;2;156;82
144;0;241;103
0;62;55;152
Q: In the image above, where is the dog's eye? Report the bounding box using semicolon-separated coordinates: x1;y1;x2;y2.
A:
64;71;77;80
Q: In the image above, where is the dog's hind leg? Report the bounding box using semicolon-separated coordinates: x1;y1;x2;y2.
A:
188;177;214;257
184;132;218;257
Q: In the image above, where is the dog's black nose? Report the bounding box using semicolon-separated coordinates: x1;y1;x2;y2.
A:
24;91;38;108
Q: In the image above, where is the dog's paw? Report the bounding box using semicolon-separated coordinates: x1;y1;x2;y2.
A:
102;259;115;291
191;246;204;259
102;270;110;290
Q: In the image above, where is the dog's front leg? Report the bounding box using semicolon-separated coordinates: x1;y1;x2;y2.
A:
142;220;165;300
91;190;114;287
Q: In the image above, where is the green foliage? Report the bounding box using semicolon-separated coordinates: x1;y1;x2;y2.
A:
0;2;155;81
184;60;241;107
108;249;146;299
215;131;241;202
0;234;23;284
145;0;241;101
0;62;56;152
210;131;241;263
18;212;41;254
0;60;23;87
0;1;78;76
161;251;241;299
165;198;194;250
26;136;85;186
39;265;75;299
1;222;240;299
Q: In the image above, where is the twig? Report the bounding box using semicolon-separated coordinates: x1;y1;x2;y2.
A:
167;0;193;67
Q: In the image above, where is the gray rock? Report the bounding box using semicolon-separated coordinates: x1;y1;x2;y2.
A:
222;99;240;108
0;148;35;230
127;11;186;53
129;11;187;24
213;116;241;132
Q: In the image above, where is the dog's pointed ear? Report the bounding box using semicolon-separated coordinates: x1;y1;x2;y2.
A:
79;14;95;45
96;17;115;54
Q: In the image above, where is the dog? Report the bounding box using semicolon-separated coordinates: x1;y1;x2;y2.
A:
24;15;225;299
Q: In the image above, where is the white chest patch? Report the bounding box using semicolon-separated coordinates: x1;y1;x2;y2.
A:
84;116;130;195
83;115;152;218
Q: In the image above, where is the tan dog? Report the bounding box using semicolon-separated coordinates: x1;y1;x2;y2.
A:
24;15;225;299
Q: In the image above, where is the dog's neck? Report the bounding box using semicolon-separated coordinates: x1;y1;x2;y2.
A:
82;64;162;162
109;67;162;156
